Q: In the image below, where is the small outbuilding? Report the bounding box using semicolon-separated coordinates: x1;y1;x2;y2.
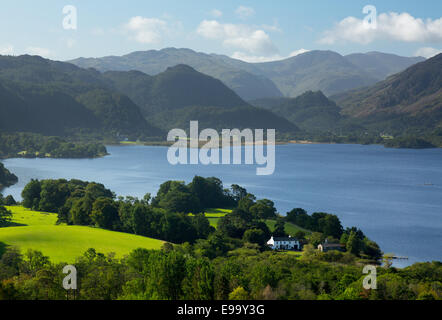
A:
317;240;345;253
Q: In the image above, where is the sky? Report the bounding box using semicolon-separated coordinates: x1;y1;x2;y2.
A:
0;0;441;62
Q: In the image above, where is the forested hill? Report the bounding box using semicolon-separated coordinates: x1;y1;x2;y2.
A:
0;55;163;138
103;64;300;133
251;91;344;132
332;53;442;134
103;64;249;115
0;55;299;136
0;162;18;188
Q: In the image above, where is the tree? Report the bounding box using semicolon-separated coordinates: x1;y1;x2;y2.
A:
249;199;277;219
189;176;232;209
154;181;202;214
308;232;325;247
237;193;256;213
229;287;249;300
286;208;309;226
318;214;343;239
91;197;120;230
346;231;363;256
273;218;287;237
0;206;12;227
230;184;247;202
70;196;94;225
21;179;41;209
192;213;215;239
294;231;306;240
217;209;251;239
4;195;16;206
243;229;267;247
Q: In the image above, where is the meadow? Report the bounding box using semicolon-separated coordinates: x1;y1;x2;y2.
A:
0;206;164;263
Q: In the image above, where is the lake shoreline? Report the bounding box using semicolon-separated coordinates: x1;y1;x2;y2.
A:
113;139;440;149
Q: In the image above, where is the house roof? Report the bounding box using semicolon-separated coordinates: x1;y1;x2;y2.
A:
320;243;345;248
273;237;298;242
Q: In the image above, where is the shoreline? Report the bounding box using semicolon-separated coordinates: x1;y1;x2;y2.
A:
113;139;441;149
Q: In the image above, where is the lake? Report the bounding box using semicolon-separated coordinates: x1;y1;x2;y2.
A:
2;144;442;267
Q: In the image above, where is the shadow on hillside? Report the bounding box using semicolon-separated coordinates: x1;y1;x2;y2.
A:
0;241;7;257
4;221;27;227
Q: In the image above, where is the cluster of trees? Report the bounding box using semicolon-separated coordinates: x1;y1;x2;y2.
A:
19;176;382;260
285;208;382;260
286;209;343;239
20;177;246;244
0;194;16;206
0;133;107;159
0;246;440;300
0;163;18;188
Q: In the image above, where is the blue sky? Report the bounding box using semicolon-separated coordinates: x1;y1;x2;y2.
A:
0;0;441;61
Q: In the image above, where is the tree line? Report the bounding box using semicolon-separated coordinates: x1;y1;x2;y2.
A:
0;246;440;300
0;132;107;159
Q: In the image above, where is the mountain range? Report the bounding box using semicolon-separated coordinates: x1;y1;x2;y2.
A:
70;48;424;100
332;53;442;134
0;55;298;137
0;50;440;145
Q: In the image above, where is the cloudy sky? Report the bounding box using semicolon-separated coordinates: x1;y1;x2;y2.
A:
0;0;441;61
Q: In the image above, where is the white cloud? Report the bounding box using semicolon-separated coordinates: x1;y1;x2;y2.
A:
320;12;442;44
210;9;223;18
235;6;255;20
197;20;279;57
414;47;442;59
289;48;310;57
124;16;168;44
231;52;282;63
26;47;53;58
0;44;14;55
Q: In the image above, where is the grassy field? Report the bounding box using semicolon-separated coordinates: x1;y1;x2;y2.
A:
264;219;311;236
204;208;232;228
0;206;164;263
203;208;310;236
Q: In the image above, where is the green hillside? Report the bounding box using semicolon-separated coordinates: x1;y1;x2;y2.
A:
345;52;424;81
333;53;442;135
0;55;162;137
0;206;164;263
251;91;344;132
104;65;300;133
104;64;249;115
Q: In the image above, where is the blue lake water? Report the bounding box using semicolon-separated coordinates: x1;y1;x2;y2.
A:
2;144;442;267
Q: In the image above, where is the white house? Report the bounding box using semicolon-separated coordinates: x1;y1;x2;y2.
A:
267;236;300;251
